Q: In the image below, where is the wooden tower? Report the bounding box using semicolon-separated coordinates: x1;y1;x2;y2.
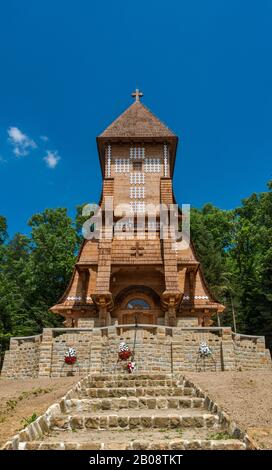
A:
51;91;224;327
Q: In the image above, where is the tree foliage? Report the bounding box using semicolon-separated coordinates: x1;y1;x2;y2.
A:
190;181;272;346
0;209;78;357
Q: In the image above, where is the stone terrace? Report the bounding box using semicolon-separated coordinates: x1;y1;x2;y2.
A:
2;326;271;379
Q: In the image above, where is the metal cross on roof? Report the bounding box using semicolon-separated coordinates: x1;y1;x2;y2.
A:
131;88;143;102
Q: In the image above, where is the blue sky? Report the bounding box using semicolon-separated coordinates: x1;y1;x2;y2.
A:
0;0;271;236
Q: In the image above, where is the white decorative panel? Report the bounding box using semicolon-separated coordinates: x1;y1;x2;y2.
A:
144;158;161;173
130;187;145;199
130;173;145;184
130;201;146;214
183;295;209;301
130;147;145;159
106;145;111;177
163;144;168;177
115;159;130;173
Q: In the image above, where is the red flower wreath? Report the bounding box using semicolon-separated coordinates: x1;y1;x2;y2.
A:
118;342;132;361
64;347;77;365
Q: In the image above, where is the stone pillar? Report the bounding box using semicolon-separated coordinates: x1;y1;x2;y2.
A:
256;337;271;368
221;327;235;371
0;339;18;378
161;291;182;327
98;305;112;327
89;330;103;373
38;328;53;377
92;293;113;327
171;329;184;373
256;336;265;351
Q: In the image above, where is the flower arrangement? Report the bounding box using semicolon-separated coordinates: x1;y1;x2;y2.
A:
118;341;132;361
127;362;136;373
65;347;77;365
199;341;212;358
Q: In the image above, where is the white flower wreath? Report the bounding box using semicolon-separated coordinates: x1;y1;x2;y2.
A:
199;341;212;357
119;341;129;353
65;347;77;358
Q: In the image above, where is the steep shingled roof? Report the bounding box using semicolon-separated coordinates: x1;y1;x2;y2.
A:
99;100;176;138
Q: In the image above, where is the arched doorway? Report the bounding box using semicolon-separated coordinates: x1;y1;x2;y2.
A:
114;286;160;325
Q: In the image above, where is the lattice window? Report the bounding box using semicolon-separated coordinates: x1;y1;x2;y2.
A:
130;147;145;159
130;173;145;184
130;201;146;214
130;187;145;199
115;158;130;173
144;158;161;173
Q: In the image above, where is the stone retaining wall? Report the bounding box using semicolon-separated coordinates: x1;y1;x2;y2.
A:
1;336;41;379
233;334;271;370
102;327;172;374
1;326;271;379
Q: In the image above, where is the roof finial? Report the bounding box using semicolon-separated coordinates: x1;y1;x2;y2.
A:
131;88;143;102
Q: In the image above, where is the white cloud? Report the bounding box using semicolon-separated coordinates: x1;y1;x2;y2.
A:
43;150;60;169
0;155;7;164
7;126;37;157
40;135;49;142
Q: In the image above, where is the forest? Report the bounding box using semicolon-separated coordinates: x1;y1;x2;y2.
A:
0;181;271;359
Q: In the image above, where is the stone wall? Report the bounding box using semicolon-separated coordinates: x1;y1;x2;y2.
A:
101;327;172;374
1;335;41;379
172;328;222;372
233;334;271;370
1;326;271;379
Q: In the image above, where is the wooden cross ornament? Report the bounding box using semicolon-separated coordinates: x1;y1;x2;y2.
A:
130;241;144;257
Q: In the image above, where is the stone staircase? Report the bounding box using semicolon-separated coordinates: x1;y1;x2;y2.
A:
3;374;251;450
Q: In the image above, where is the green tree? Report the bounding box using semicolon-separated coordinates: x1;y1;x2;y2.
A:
24;208;78;332
0;208;78;341
232;182;272;338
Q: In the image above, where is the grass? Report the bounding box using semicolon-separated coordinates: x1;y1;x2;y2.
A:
1;388;53;419
159;428;183;439
18;387;53;401
6;399;17;411
20;413;38;428
208;431;233;440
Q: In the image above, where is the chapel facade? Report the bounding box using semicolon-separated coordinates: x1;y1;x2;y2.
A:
50;91;225;328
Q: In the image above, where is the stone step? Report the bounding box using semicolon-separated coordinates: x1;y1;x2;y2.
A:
3;422;246;451
16;439;246;451
85;379;182;388
49;410;219;431
85;374;177;381
62;396;205;413
2;371;248;452
77;386;194;398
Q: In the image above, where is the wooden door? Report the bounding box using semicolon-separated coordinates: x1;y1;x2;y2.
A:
120;310;156;325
